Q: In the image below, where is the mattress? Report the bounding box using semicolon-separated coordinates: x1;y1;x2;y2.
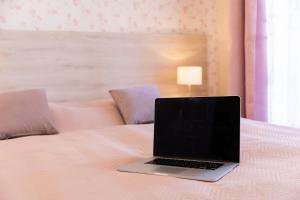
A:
0;118;299;200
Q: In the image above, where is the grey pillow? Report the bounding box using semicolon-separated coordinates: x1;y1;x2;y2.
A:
109;86;160;124
0;89;58;140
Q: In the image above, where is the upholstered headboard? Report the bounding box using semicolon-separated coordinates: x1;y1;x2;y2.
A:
0;30;207;101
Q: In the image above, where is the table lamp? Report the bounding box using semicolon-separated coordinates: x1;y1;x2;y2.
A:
177;66;202;96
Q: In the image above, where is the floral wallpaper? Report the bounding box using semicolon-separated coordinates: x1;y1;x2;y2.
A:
0;0;218;95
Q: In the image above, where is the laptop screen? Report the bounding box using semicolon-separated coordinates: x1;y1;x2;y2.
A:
154;96;240;163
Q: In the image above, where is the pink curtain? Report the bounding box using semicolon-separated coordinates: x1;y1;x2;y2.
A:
244;0;268;121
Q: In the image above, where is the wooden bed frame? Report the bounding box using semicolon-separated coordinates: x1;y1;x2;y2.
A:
0;31;207;101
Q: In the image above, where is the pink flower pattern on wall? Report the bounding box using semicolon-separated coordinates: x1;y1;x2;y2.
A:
0;0;218;95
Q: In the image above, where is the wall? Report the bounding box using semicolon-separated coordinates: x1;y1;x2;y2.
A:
0;0;219;95
215;0;245;113
216;0;231;96
228;0;244;101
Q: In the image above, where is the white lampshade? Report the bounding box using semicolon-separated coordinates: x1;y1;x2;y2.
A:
177;66;202;85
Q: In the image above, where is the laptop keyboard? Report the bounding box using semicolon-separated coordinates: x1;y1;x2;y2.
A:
146;158;223;170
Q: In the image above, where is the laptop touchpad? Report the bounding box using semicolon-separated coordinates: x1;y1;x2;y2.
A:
154;167;186;174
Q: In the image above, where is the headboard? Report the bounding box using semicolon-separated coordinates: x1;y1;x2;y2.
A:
0;30;207;101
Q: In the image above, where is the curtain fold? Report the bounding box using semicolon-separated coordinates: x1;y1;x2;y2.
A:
244;0;268;121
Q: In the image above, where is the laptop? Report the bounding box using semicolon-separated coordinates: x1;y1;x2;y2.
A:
118;96;240;182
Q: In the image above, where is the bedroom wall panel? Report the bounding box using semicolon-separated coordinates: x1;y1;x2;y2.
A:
0;0;218;96
0;31;207;101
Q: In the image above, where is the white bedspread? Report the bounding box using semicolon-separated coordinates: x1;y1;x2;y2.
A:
0;119;300;200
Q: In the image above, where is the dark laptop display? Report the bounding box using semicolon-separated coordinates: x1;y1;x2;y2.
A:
153;96;240;163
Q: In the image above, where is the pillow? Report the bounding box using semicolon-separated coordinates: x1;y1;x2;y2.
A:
49;99;124;132
109;86;160;124
0;89;58;140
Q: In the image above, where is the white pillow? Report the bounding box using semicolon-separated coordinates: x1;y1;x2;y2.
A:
49;99;124;132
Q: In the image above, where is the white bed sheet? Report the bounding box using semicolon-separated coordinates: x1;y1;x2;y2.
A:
0;119;300;200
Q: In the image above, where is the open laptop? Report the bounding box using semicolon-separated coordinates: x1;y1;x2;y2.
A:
118;96;240;182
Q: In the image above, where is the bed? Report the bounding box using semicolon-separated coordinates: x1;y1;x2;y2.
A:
0;30;299;200
0;100;299;200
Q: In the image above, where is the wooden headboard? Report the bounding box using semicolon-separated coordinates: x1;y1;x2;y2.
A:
0;30;207;101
